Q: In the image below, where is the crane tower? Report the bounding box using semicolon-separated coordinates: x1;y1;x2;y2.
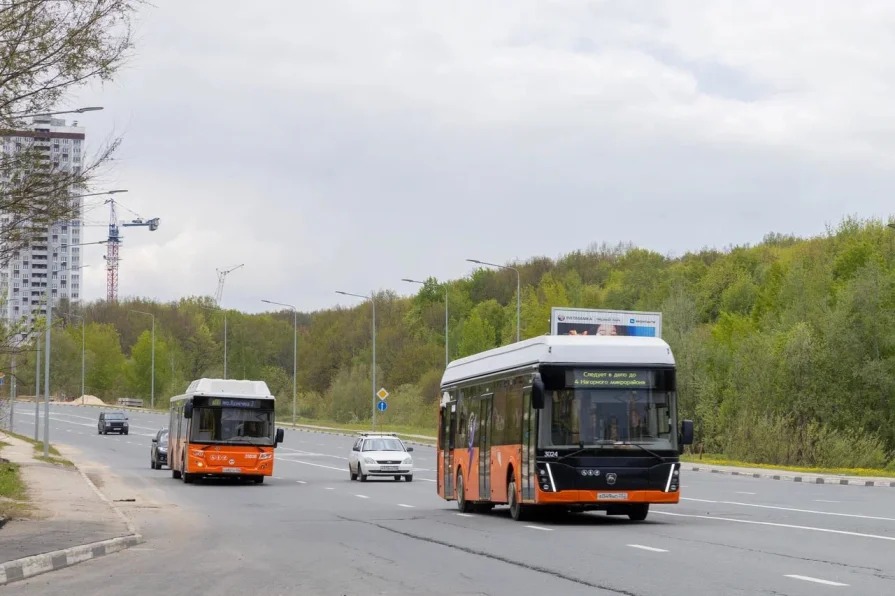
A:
215;263;244;305
104;198;160;302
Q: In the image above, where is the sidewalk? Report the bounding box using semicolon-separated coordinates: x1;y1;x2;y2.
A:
0;432;142;586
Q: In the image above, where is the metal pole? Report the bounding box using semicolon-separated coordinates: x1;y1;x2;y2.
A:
292;310;298;425
34;330;40;441
515;269;521;342
9;354;15;430
81;319;85;398
445;285;449;367
223;312;228;380
150;315;155;410
43;290;51;457
371;294;376;432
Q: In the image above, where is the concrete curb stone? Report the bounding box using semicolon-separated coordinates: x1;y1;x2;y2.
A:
686;465;895;488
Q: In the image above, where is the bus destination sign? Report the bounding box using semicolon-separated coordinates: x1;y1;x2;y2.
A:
210;398;259;408
566;370;654;389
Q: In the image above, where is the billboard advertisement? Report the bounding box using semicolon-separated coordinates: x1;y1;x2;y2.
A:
550;307;662;338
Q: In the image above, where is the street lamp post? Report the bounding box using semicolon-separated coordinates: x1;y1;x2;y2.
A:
10;106;104;119
335;291;377;430
261;300;297;426
129;310;155;409
402;278;450;367
467;259;521;343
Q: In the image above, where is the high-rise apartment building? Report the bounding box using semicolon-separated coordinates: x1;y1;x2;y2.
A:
0;116;85;339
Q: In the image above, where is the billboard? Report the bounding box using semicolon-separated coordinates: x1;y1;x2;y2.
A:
550;307;662;338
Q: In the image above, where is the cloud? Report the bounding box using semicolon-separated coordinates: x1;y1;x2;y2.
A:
66;0;895;313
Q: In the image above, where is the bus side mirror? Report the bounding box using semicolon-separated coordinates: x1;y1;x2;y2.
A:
275;428;284;446
532;374;545;410
184;402;193;419
680;419;694;446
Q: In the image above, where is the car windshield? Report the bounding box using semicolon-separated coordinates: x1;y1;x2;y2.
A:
158;432;168;446
106;413;126;420
362;438;404;452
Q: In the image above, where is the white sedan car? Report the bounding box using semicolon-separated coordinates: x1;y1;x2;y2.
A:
348;433;414;482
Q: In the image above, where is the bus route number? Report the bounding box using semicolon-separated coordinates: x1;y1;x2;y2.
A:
544;451;559;458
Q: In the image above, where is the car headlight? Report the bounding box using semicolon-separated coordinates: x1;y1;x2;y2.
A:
158;446;167;453
363;457;376;464
403;456;412;464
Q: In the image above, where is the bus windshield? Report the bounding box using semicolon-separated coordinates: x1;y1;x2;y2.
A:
191;407;274;445
541;388;677;450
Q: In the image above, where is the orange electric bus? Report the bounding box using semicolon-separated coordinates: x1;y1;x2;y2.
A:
437;335;694;521
169;378;284;484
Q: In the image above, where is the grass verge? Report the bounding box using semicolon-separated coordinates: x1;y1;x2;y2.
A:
681;453;895;478
0;454;28;519
3;430;75;467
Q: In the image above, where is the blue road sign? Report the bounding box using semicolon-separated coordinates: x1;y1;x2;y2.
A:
376;400;387;412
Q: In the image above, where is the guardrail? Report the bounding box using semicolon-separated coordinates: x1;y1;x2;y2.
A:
116;398;144;408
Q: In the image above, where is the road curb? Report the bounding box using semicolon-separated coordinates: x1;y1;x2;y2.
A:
0;533;142;586
686;465;895;487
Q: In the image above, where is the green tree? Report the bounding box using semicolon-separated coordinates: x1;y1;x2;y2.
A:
84;323;126;399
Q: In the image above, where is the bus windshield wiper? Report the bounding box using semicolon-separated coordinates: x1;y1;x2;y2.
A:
557;441;614;461
620;441;665;463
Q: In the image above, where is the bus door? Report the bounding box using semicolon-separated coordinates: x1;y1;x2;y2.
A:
478;395;493;500
440;402;455;498
521;388;536;500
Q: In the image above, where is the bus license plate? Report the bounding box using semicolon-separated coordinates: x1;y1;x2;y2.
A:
223;467;241;474
597;492;628;500
381;466;399;471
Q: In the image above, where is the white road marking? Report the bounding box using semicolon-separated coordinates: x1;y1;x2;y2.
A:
785;575;848;587
682;497;717;503
398;504;415;508
815;500;840;503
628;544;668;553
324;487;334;490
456;513;474;518
281;459;347;473
355;494;370;499
296;480;307;484
683;498;895;523
735;491;756;495
654;511;895;542
524;525;552;531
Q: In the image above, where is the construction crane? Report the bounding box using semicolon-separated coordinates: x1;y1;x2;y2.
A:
104;198;160;302
215;263;244;305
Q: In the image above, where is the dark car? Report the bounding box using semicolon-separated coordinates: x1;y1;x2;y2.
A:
98;411;129;435
151;428;169;469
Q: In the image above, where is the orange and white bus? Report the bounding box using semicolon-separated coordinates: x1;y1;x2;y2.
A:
169;378;284;484
437;335;694;521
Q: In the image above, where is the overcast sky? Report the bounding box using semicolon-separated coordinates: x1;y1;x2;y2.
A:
68;0;895;314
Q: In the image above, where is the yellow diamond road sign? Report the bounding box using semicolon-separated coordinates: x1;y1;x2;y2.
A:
376;388;389;401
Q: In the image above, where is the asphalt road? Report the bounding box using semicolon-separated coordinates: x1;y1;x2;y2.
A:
4;402;895;595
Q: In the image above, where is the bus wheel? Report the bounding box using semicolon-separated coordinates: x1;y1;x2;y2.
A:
182;458;194;484
254;476;264;484
627;504;649;521
508;479;526;521
456;471;472;512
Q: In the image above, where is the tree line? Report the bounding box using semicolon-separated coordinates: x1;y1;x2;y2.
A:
4;216;895;470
